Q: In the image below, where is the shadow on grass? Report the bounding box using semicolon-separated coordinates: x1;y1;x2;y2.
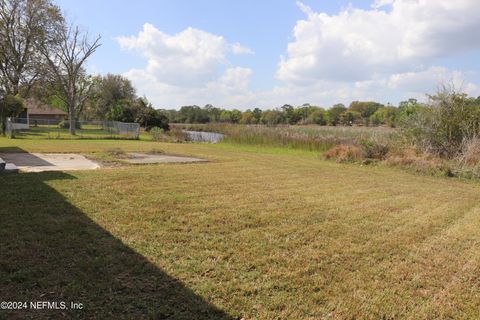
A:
0;148;54;167
0;146;29;154
0;160;234;319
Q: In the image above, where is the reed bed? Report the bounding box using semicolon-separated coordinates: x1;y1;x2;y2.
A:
172;123;399;152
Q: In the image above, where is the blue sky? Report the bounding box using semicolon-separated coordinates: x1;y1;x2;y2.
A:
57;0;480;109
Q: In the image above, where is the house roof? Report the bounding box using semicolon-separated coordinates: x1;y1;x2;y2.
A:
26;99;68;116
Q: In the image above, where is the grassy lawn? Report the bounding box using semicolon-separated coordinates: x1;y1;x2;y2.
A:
0;137;167;153
12;125;140;140
1;137;480;319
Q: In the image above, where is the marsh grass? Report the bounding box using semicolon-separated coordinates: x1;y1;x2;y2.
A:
173;123;399;152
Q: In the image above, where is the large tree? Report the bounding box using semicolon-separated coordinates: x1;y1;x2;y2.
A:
41;24;101;134
85;73;136;120
327;104;347;126
0;0;62;133
0;0;62;95
0;89;24;133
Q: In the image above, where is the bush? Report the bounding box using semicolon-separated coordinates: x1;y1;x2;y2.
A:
169;128;188;142
324;144;364;163
385;148;453;177
0;94;24;135
451;138;480;179
149;148;164;154
457;138;480;166
150;127;188;143
360;138;389;160
141;111;170;132
402;85;480;157
325;136;391;163
58;119;81;129
453;164;480;180
105;148;127;157
150;127;164;141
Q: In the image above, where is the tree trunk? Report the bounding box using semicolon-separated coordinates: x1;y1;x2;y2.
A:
0;101;5;135
0;115;5;135
69;101;76;135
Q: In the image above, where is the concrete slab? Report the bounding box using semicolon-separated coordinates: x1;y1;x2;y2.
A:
3;163;19;173
0;153;100;172
124;153;206;164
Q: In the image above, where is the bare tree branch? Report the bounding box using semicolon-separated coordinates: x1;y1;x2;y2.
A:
0;0;63;95
40;22;101;134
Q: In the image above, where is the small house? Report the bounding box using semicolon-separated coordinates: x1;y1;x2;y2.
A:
22;99;68;121
13;99;68;129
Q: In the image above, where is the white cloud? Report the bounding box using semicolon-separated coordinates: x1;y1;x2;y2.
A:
278;1;480;84
231;43;254;55
118;24;229;87
116;2;480;110
252;67;479;108
117;24;255;107
123;67;256;108
270;0;480;108
387;67;480;98
296;1;315;17
372;0;394;9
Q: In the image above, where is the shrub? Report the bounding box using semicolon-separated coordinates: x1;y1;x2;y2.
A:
453;164;480;180
402;85;480;158
149;148;164;154
385;148;453;177
324;144;364;163
457;138;480;166
451;138;480;179
105;148;127;157
141;110;170;131
360;138;389;160
0;94;24;135
150;127;164;141
169;128;188;142
150;126;188;143
306;110;327;125
325;135;391;163
58;119;81;129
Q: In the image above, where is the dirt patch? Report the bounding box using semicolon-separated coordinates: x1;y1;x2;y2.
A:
123;153;206;164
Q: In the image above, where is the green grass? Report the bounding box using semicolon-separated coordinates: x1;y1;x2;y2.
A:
1;137;480;319
0;137;170;153
12;125;139;140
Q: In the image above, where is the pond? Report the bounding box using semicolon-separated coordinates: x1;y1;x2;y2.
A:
185;131;225;143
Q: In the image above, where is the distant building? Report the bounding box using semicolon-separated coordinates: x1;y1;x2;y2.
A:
19;99;68;121
12;99;69;130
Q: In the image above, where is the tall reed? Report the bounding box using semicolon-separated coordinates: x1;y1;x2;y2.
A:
172;123;399;152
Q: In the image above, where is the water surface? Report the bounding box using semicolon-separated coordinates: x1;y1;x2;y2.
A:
185;131;225;143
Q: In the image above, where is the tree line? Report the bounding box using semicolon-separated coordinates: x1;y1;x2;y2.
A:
160;99;428;127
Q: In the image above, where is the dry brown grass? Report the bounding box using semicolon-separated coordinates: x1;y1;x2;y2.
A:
324;144;364;163
385;148;453;176
457;138;480;166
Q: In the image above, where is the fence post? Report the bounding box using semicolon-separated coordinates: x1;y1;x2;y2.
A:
6;117;11;137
